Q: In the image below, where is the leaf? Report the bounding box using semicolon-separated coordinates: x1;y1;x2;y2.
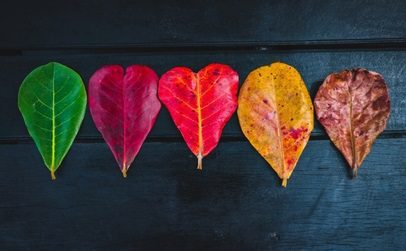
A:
314;68;390;177
237;62;314;187
18;62;87;180
158;63;238;169
88;65;161;177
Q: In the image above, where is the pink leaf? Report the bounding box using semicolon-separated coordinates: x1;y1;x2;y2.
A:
89;65;161;177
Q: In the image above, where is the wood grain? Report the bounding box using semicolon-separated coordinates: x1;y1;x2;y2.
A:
1;0;405;249
0;0;405;48
0;139;405;250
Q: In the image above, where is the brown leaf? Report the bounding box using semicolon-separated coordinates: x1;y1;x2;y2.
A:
314;68;390;176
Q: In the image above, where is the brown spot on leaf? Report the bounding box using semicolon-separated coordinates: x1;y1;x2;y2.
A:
372;95;388;110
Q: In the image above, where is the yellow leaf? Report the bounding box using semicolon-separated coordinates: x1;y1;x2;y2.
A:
237;62;314;187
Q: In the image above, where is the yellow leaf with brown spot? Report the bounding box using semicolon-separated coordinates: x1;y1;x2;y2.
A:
237;62;314;187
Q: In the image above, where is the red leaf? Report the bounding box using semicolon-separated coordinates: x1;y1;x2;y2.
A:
158;63;238;169
88;65;161;177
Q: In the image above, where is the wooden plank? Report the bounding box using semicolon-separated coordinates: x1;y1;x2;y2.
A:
2;49;405;140
0;0;405;49
0;138;405;250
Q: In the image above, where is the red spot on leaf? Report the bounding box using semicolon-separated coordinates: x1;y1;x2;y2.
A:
289;127;304;140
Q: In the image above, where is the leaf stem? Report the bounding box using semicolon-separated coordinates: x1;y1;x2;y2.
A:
122;164;127;178
352;165;358;178
282;178;287;187
197;153;203;170
51;169;56;180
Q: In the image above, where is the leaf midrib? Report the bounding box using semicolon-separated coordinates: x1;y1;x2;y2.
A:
270;74;287;182
196;73;203;163
51;63;56;178
348;82;357;170
122;71;127;174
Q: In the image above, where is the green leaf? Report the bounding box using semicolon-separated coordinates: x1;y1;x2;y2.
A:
18;62;87;180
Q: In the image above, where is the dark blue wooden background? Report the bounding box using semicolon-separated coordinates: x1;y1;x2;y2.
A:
0;0;405;250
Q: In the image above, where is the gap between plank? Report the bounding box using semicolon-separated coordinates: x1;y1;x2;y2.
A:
1;38;406;56
1;130;406;145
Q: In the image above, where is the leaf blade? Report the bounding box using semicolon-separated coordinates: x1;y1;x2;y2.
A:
238;62;314;187
314;68;390;176
158;63;238;169
18;62;87;179
88;65;161;177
